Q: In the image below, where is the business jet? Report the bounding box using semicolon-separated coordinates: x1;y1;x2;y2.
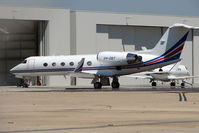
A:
128;62;197;87
10;24;198;89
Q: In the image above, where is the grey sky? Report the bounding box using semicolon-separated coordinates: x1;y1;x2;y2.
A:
0;0;198;17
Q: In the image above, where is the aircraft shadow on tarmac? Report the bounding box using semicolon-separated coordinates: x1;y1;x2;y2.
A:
19;86;199;102
18;86;199;93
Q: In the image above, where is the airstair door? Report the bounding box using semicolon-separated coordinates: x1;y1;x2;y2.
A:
28;59;35;70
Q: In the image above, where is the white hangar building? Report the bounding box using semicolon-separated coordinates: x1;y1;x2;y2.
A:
0;6;199;86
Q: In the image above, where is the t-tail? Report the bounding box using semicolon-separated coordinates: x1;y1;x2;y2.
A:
143;24;199;64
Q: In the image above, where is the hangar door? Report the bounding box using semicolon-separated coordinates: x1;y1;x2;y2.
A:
0;20;46;85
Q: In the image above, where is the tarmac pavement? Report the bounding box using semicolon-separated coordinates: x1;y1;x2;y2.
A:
1;86;199;133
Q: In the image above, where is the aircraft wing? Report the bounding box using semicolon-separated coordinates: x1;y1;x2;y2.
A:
69;71;95;78
126;75;153;79
125;70;173;82
144;71;170;76
69;57;118;78
72;70;117;78
67;58;96;78
169;75;199;80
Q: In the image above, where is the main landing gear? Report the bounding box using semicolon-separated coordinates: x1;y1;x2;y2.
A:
170;82;176;87
94;82;102;89
181;82;185;87
111;77;120;89
92;76;120;89
151;81;157;86
150;80;187;88
151;81;178;87
170;81;187;88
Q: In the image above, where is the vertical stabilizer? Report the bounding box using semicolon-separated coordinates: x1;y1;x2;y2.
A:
150;24;191;59
169;62;181;72
140;24;199;66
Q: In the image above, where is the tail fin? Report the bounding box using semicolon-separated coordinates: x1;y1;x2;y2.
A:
150;24;198;60
169;62;181;72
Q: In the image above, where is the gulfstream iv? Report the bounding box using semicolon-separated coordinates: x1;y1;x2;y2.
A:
10;24;199;89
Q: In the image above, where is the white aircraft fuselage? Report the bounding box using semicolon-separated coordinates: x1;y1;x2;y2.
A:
149;64;189;82
10;52;178;78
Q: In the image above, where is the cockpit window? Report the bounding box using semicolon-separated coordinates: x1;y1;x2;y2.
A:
22;60;27;64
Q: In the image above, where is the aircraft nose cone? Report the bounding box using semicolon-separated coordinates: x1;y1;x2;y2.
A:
10;66;18;74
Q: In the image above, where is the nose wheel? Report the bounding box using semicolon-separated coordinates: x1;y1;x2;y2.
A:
17;78;29;88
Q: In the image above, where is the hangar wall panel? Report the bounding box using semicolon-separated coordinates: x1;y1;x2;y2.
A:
180;31;193;82
193;30;199;84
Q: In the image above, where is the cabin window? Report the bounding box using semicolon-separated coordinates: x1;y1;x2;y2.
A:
22;60;27;64
87;61;92;66
69;62;74;66
52;62;56;67
43;63;48;67
61;62;65;66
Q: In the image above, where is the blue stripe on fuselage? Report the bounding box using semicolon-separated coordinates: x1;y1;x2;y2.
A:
144;31;188;64
162;32;188;56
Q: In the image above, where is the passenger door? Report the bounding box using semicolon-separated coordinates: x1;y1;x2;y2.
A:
28;59;35;70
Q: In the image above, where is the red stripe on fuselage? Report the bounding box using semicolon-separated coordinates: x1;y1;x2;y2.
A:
145;43;184;65
165;44;184;58
145;56;164;65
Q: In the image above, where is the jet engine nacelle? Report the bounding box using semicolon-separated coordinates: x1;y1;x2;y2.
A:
97;52;142;65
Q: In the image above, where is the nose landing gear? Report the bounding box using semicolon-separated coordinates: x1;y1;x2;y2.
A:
17;78;29;88
151;81;157;86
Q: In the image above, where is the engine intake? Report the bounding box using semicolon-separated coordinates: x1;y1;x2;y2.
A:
97;52;142;65
126;53;142;64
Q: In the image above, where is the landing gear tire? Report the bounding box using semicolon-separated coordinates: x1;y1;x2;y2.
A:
170;82;175;87
151;82;157;86
181;82;185;87
111;82;120;89
94;82;102;89
23;83;29;88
